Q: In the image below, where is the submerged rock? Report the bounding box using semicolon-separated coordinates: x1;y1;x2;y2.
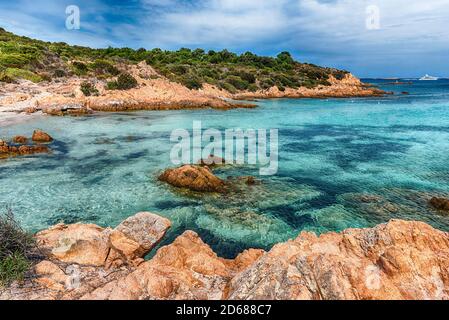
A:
429;197;449;211
244;176;256;185
17;145;50;155
198;204;296;246
32;130;53;143
197;154;225;167
158;165;226;192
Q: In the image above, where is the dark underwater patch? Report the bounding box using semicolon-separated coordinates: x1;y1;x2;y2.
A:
46;213;99;225
153;199;199;210
264;205;314;229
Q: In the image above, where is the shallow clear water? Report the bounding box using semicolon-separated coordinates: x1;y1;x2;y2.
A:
1;79;449;258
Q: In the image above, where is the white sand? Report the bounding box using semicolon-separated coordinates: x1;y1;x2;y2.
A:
0;111;39;127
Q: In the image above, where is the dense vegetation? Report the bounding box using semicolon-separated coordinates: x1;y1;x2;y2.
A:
0;208;36;286
0;27;349;92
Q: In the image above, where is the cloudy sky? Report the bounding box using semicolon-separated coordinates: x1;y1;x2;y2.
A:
0;0;448;77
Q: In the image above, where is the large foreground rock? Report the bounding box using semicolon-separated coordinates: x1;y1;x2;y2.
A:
35;212;171;267
108;212;171;266
82;231;263;300
158;165;226;192
2;218;449;300
36;223;112;266
226;220;449;300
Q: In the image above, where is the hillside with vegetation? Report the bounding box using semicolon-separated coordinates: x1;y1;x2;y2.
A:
0;27;349;93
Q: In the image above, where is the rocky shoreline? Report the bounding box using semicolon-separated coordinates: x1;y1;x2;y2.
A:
0;62;386;119
1;212;448;300
2;133;449;300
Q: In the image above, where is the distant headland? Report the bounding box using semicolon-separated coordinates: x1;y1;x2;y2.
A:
0;27;385;119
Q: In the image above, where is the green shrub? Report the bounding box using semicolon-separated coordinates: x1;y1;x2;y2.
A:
203;76;217;85
225;75;249;90
53;69;66;78
3;68;42;83
106;81;118;90
277;85;286;92
169;64;189;75
248;83;259;92
233;70;256;83
199;68;220;79
182;75;202;90
219;82;237;94
90;59;119;76
106;73;138;90
71;61;88;76
332;70;348;80
0;74;15;83
0;252;31;286
260;78;275;90
116;73;138;90
0;208;35;286
80;81;99;96
0;53;31;68
276;52;294;64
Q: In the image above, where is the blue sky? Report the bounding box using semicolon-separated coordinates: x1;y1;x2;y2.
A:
1;0;448;78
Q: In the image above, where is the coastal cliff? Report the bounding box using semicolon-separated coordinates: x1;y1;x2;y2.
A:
1;62;384;117
0;28;385;118
1;213;448;300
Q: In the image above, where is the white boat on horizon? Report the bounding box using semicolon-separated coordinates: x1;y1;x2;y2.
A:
419;74;439;81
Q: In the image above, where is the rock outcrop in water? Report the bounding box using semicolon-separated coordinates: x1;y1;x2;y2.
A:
1;215;448;300
158;165;226;192
0;137;50;158
32;130;53;143
12;135;28;144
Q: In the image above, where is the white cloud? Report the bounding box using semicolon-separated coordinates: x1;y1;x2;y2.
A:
1;0;449;76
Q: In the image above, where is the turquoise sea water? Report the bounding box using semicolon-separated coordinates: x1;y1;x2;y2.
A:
1;79;449;258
